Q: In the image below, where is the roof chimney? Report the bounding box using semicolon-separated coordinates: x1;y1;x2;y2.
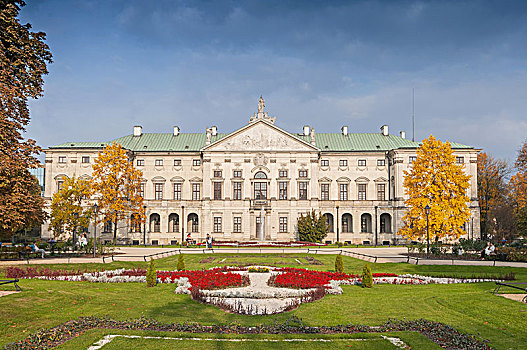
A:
341;126;348;136
173;126;180;136
400;131;406;139
211;125;217;136
381;124;389;136
133;125;142;137
303;125;310;136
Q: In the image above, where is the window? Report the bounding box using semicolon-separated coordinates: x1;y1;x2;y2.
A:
174;159;181;166
103;221;112;233
130;214;141;233
358;184;367;200
173;183;182;200
192;183;200;200
213;182;222;200
254;171;267;179
358;159;366;167
254;182;267;199
339;183;348;201
139;183;145;198
279;217;288;233
154;183;163;200
298;182;308;200
233;182;242;200
279;170;288;178
339;159;348;167
137;159;144;167
58;156;66;163
409;156;417;164
320;183;329;200
299;170;308;178
214;170;222;178
377;159;385;166
57;180;64;192
193;159;201;166
155;159;163;167
279;182;288;200
377;184;385;201
81;156;90;164
233;217;242;233
321;159;329;167
233;170;242;178
213;217;222;233
456;156;464;164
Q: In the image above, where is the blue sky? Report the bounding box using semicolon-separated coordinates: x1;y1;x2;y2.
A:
20;0;527;161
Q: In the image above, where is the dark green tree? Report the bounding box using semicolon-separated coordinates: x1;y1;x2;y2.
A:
361;263;373;288
297;210;329;242
146;258;156;287
176;254;185;271
0;1;52;238
335;254;344;273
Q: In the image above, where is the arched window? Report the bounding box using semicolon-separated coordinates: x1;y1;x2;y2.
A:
254;171;267;179
130;214;141;233
168;213;179;233
324;213;334;232
342;214;353;233
361;213;372;233
253;172;268;199
150;213;161;232
380;213;392;233
188;213;199;233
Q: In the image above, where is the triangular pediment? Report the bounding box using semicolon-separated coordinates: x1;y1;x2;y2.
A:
202;120;319;152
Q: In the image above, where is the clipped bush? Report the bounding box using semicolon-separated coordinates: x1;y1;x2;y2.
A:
361;263;373;288
146;258;156;287
176;254;185;271
335;254;344;273
336;241;343;248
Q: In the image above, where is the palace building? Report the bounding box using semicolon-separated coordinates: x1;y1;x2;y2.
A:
42;98;480;245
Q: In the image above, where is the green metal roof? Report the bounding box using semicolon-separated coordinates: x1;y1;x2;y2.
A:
50;131;473;152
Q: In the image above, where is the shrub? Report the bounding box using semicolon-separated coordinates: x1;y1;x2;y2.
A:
176;254;185;271
336;241;343;248
146;258;156;287
335;254;344;273
361;263;373;288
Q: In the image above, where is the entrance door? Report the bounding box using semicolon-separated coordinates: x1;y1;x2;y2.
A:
256;217;262;240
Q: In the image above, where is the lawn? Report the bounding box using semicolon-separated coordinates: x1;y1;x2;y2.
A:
1;253;526;349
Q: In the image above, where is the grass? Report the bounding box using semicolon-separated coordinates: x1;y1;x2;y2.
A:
1;253;526;349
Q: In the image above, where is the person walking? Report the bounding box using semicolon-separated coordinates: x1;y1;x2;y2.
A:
206;234;213;249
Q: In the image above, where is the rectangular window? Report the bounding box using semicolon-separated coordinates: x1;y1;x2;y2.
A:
155;159;163;167
320;183;330;200
254;182;267;199
154;183;163;200
233;217;242;233
233;182;242;200
321;159;329;167
174;159;181;166
81;156;90;163
213;217;222;233
409;156;417;164
377;183;385;201
137;159;144;167
214;170;222;178
279;170;288;178
233;170;242;178
279;217;288;233
140;183;145;198
58;156;66;163
173;183;182;200
192;183;200;200
456;156;464;164
358;159;366;167
298;182;308;200
103;221;112;233
358;184;367;200
213;182;222;200
339;183;348;201
193;159;201;166
377;159;385;166
299;170;308;178
279;182;288;200
339;159;348;167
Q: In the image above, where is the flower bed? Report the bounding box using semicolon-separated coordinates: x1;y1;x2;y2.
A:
6;267;146;282
157;270;249;290
196;240;327;247
248;266;270;273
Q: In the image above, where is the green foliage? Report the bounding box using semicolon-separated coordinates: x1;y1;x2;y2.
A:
459;238;487;252
361;263;373;288
517;206;527;238
297;210;329;242
336;241;343;248
335;254;343;273
146;258;156;287
176;254;185;271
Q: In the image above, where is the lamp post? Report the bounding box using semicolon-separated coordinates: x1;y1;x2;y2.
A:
73;212;78;250
336;205;339;243
143;205;147;247
93;204;98;258
425;204;431;259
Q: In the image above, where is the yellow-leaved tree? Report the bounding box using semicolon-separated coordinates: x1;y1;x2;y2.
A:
92;142;144;243
400;135;471;242
50;176;92;241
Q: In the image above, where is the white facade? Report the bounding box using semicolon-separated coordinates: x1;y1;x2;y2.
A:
42;99;480;245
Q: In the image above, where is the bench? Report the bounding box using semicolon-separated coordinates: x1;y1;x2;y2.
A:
0;279;22;292
492;282;527;303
